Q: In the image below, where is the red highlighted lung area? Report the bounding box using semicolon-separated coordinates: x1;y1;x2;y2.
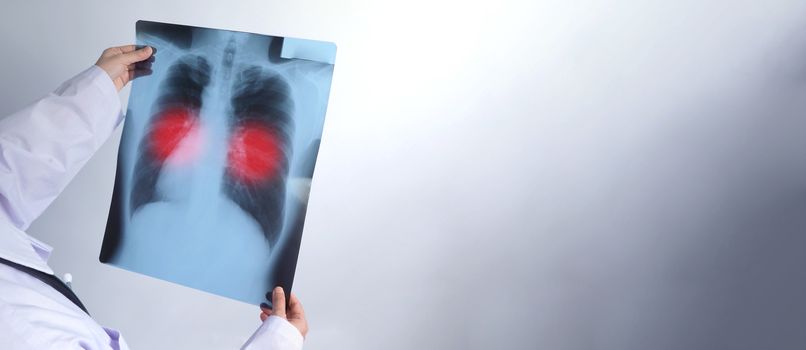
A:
149;109;280;183
149;107;199;163
227;122;282;184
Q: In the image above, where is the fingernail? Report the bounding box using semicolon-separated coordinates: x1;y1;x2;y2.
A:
275;286;283;294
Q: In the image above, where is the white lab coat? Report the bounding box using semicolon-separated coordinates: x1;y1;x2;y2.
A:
0;65;303;349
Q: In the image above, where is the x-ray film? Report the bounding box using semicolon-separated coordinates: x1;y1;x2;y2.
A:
100;21;335;305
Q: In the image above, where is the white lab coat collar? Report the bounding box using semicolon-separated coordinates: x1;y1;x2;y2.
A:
0;218;53;274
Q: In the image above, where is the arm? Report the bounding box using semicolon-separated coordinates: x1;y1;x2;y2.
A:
242;287;308;350
0;46;152;230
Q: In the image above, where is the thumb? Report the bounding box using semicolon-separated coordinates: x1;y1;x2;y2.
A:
118;46;153;64
272;287;287;319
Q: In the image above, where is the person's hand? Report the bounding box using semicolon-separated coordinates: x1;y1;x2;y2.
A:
94;45;154;92
260;287;308;338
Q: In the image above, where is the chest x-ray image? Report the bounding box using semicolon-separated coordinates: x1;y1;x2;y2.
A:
100;20;336;305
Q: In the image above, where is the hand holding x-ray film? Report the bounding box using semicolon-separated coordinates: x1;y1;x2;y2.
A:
100;21;336;305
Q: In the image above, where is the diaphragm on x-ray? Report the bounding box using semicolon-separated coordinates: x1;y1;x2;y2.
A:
100;20;335;305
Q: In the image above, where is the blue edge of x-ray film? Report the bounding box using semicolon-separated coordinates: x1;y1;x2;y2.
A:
281;38;337;64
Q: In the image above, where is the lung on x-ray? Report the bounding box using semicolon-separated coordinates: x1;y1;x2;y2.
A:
100;21;335;305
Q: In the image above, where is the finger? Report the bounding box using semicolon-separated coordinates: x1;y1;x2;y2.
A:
131;55;155;66
272;286;287;318
101;45;130;58
118;46;153;64
260;302;273;313
115;45;157;55
115;45;139;53
260;312;268;322
287;293;306;319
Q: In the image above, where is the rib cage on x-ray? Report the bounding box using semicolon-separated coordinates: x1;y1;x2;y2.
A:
130;53;295;246
224;67;294;246
130;55;211;214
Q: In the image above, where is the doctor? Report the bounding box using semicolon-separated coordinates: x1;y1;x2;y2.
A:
0;45;308;349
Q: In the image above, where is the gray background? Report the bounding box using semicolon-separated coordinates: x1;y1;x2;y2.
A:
2;0;806;349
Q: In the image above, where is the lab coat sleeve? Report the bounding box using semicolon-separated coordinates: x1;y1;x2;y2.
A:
241;316;304;350
0;65;122;230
